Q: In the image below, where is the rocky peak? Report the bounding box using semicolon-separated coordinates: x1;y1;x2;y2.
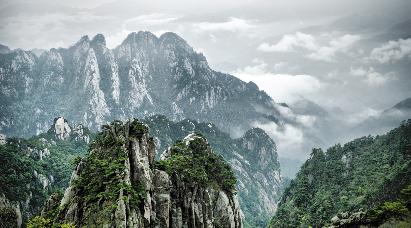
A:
75;35;90;46
91;33;106;47
46;117;90;143
120;31;158;50
159;32;195;57
48;119;242;227
0;43;11;54
52;117;71;140
238;128;279;171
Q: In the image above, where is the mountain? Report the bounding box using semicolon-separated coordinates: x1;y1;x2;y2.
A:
353;97;411;137
392;97;411;110
0;31;285;139
0;115;282;227
0;44;11;54
35;119;242;227
291;99;328;117
269;120;411;227
0;117;91;226
143;115;283;227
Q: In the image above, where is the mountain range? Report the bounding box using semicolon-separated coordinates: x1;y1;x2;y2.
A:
0;31;287;139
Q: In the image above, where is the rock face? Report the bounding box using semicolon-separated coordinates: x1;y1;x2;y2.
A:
143;115;282;226
0;31;285;138
48;117;90;143
54;119;242;227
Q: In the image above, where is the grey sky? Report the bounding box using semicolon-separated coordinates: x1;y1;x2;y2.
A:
1;0;410;159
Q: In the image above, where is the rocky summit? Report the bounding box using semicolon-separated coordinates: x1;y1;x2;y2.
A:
47;119;242;227
143;115;282;226
0;31;285;138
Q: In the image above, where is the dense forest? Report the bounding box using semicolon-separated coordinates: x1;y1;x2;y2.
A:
270;119;411;227
0;121;90;226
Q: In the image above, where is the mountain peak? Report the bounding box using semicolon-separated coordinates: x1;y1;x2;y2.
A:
76;35;90;45
159;32;193;53
0;43;11;54
122;31;158;45
243;127;273;141
91;33;106;46
392;97;411;110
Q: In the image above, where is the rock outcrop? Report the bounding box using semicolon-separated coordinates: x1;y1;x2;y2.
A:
48;117;90;143
143;115;282;226
53;119;242;227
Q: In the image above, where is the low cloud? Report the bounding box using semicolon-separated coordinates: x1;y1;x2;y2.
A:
233;60;323;103
258;32;317;52
307;34;361;61
346;108;381;125
350;67;395;86
369;38;411;63
258;32;361;62
253;121;305;157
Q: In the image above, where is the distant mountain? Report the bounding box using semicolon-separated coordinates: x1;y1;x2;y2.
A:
291;99;328;117
0;31;285;139
270;120;411;227
392;97;411;111
0;44;11;54
354;97;411;137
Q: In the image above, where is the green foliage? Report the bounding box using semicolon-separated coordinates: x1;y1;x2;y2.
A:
0;207;17;228
72;120;147;211
27;216;52;228
27;216;74;228
156;134;237;192
0;127;88;225
366;201;409;222
143;115;278;227
270;120;411;227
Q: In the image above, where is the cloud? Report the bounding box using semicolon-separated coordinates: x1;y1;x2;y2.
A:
194;17;254;33
233;60;323;103
346;107;381;125
258;32;361;62
253;121;305;156
350;67;395;86
369;38;411;63
123;14;180;28
307;34;361;61
258;32;317;52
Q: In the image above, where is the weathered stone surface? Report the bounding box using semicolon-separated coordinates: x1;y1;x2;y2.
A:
53;120;242;227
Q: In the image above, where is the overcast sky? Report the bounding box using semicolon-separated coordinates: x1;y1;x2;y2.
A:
1;0;411;158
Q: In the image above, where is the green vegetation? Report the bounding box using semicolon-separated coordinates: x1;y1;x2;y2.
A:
27;216;75;228
0;124;89;225
144;115;280;227
69;120;148;212
0;207;18;228
156;133;237;192
270;119;411;227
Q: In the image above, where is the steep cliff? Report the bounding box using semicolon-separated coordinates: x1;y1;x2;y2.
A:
143;115;282;227
49;119;242;227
